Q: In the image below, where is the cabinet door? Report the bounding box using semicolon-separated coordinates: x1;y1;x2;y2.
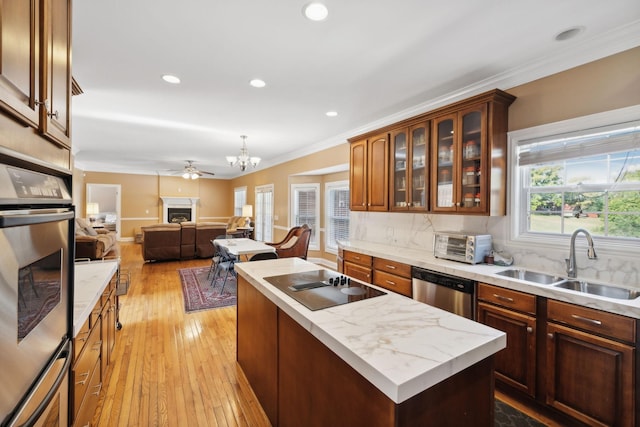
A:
0;0;40;127
367;133;389;211
350;139;367;211
431;114;457;212
546;322;635;426
390;128;409;211
408;123;428;211
457;104;486;213
39;0;71;147
477;302;536;397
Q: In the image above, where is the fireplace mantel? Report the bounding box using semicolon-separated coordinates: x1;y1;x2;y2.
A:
161;197;199;223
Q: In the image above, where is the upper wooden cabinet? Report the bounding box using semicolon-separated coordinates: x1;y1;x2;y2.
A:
390;122;429;212
349;133;389;211
0;0;72;149
348;89;515;215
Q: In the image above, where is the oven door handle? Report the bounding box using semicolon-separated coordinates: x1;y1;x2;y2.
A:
4;340;72;427
0;209;74;228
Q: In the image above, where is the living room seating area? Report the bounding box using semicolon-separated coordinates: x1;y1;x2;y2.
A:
142;222;228;262
75;217;118;260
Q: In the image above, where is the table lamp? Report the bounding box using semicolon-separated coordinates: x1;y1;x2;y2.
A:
242;204;253;227
86;202;100;223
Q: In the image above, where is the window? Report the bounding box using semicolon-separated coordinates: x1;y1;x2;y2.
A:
509;106;640;252
254;184;274;242
291;184;319;250
325;181;349;253
234;187;247;216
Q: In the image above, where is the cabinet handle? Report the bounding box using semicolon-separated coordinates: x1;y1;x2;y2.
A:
547;333;554;339
492;294;514;303
92;341;102;351
48;110;59;119
527;327;533;333
571;314;602;326
385;280;396;286
75;371;90;385
91;382;103;396
385;265;396;270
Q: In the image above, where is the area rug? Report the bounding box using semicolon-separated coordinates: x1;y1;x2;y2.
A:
495;399;546;427
178;266;237;313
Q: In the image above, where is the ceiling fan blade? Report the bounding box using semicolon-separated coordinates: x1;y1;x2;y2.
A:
200;170;215;176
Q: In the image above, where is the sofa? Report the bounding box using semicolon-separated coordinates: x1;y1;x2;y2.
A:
141;222;227;261
75;217;118;260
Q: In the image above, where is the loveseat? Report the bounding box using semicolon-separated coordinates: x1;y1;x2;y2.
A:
75;217;118;260
141;221;227;261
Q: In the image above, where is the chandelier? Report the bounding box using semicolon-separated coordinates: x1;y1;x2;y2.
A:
226;135;261;172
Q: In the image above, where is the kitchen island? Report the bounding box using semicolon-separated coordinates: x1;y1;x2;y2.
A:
235;258;506;427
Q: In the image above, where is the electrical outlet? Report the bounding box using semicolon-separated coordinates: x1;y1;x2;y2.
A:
274;215;279;221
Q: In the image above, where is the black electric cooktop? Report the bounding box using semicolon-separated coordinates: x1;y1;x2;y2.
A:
264;270;386;311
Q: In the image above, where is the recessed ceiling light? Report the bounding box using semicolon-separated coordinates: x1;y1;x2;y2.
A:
162;74;181;84
250;79;266;88
303;2;328;21
554;26;585;42
326;111;338;117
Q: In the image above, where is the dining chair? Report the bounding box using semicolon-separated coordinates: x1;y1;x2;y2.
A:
211;240;237;294
248;252;278;262
207;235;226;282
266;224;312;260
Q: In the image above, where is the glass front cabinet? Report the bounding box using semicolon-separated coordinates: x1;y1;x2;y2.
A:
390;123;428;212
432;103;488;214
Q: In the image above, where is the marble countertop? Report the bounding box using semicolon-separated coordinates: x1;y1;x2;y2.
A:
73;260;119;337
339;240;640;319
235;258;506;404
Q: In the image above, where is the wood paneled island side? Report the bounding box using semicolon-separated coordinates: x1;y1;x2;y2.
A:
235;258;506;427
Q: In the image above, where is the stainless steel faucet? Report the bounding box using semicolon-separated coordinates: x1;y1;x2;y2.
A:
565;228;597;278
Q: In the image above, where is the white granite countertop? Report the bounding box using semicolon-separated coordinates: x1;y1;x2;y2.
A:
340;240;640;319
235;258;506;404
73;260;119;337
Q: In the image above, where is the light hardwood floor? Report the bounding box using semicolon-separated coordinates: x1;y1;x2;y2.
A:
93;242;271;427
94;242;558;427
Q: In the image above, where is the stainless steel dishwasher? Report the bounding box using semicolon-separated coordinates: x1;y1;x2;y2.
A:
411;266;475;319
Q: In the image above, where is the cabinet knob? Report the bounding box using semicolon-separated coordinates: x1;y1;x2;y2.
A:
527;327;533;334
547;333;554;340
48;110;59;119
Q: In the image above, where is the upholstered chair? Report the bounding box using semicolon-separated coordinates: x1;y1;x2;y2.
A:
266;224;311;260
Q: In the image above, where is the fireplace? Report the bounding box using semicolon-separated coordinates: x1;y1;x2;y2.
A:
161;197;199;223
168;208;191;223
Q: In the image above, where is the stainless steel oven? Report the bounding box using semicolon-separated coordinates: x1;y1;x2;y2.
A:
0;160;74;427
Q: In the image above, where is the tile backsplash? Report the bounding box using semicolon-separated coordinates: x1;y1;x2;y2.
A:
350;212;639;288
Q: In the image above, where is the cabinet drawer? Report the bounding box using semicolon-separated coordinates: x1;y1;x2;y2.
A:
344;261;372;284
547;299;636;343
73;322;101;418
343;251;372;267
373;270;412;297
373;258;411;278
477;283;536;315
73;318;90;360
73;358;102;427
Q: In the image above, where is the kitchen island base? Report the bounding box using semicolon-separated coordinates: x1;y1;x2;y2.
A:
237;275;496;427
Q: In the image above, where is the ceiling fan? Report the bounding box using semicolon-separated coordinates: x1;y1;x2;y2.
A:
175;160;215;179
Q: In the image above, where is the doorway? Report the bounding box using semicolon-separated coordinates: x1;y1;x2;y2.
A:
86;183;121;239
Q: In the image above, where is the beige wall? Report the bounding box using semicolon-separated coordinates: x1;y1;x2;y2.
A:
73;47;639;263
508;46;640;131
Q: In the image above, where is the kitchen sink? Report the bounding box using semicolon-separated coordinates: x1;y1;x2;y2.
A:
496;269;565;285
554;280;640;300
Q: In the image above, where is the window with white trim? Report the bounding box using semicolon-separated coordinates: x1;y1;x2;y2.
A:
510;107;640;249
325;181;349;253
291;184;319;250
234;187;247;216
254;184;274;242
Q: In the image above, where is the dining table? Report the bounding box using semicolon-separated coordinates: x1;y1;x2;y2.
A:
216;237;276;261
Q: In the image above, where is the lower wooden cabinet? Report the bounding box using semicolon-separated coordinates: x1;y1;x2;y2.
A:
72;271;118;426
372;257;412;297
477;283;536;397
478;283;638;427
546;300;636;427
342;250;372;283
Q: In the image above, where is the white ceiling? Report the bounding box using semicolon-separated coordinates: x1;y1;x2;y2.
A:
71;1;640;179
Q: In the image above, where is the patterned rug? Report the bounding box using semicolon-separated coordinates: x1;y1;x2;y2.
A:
178;266;237;313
